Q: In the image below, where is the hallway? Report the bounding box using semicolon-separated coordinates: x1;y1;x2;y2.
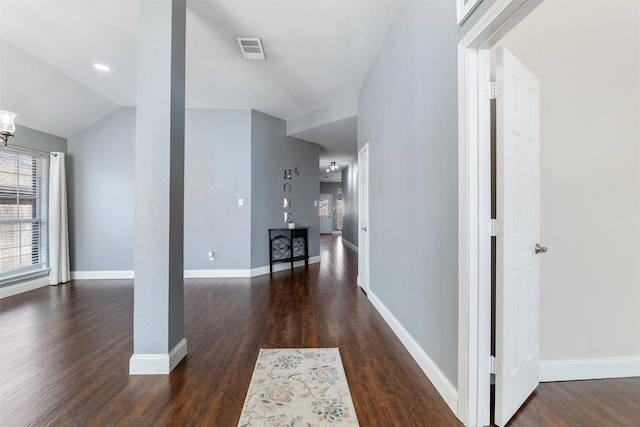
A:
1;235;639;426
0;235;458;426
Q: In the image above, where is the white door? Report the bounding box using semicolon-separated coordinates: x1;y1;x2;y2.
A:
358;143;369;292
319;194;333;234
494;47;541;425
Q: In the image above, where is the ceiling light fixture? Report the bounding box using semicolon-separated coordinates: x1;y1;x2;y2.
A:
0;110;17;146
326;162;339;173
93;63;110;72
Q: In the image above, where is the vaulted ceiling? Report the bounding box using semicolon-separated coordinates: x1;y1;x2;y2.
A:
0;0;403;178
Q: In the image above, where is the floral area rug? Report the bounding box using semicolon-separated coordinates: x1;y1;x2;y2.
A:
238;348;360;426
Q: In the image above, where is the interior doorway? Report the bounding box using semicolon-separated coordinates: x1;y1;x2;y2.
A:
319;194;333;234
457;1;543;426
357;143;370;293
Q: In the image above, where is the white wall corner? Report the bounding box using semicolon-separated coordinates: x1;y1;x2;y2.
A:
286;96;358;136
367;290;458;415
129;338;187;375
540;357;640;382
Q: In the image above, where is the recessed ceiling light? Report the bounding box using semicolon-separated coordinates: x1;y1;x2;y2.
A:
93;63;110;72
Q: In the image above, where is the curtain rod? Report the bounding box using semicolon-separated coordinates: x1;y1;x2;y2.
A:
1;144;59;157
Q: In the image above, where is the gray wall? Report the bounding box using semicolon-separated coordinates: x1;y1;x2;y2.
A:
319;182;342;232
250;110;320;268
11;125;67;153
67;107;136;271
340;159;358;247
184;109;252;269
67;106;317;272
357;0;495;386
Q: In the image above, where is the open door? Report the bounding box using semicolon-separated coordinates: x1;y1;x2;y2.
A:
494;47;542;425
357;143;369;293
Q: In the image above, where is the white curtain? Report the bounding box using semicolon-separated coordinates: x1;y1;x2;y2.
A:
49;152;70;285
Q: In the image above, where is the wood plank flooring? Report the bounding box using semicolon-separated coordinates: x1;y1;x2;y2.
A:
1;235;639;426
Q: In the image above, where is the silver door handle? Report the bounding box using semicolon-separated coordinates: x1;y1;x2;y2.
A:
535;243;547;254
361;226;368;231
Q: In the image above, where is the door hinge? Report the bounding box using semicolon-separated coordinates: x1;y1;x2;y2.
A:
486;81;503;99
488;355;502;375
488;218;503;237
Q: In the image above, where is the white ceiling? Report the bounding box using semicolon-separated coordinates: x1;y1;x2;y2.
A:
0;0;403;179
290;116;357;182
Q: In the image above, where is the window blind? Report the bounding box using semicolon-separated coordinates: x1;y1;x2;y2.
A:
0;149;49;280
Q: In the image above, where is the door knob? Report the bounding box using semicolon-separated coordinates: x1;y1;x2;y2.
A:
535;243;547;254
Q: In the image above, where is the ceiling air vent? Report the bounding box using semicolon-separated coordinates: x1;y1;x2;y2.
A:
237;37;266;61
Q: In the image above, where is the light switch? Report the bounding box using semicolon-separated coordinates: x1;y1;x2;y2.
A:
314;200;318;207
238;198;244;206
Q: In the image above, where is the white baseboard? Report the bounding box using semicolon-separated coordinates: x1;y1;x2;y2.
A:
331;231;343;235
71;270;134;280
367;290;458;415
540;357;640;382
185;269;252;278
0;277;50;299
342;239;358;253
70;257;322;281
129;338;187;375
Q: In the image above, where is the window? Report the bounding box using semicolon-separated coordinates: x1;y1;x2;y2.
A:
0;149;49;280
318;199;329;216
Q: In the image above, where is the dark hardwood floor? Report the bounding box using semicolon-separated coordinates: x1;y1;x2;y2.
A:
1;235;639;426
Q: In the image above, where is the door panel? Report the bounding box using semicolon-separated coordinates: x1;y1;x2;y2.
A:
358;143;369;292
319;194;333;234
495;47;540;426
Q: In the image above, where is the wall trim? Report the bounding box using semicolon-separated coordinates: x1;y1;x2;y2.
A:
342;238;358;253
367;290;458;416
70;257;321;281
540;357;640;382
331;230;343;235
0;277;50;299
72;270;134;280
129;338;187;375
185;269;252;279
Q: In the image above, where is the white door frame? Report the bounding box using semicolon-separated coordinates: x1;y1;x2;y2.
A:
456;1;543;425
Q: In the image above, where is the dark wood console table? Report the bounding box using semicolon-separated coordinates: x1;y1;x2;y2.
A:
268;227;309;272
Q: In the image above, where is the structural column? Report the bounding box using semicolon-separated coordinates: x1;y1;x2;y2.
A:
129;0;187;375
